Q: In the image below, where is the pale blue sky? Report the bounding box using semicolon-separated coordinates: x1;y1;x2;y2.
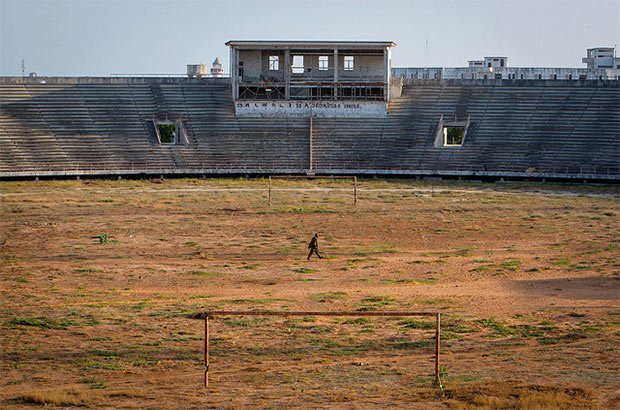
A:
1;0;618;76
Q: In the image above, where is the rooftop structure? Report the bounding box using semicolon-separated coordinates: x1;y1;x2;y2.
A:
211;58;224;77
226;40;396;117
582;47;619;69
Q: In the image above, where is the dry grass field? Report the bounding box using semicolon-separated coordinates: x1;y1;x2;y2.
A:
0;178;618;409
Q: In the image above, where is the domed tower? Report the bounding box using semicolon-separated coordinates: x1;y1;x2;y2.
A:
211;57;224;77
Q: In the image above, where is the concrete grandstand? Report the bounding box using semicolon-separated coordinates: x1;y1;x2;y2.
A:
0;41;618;181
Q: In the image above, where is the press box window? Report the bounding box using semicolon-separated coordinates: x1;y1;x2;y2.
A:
269;56;279;71
319;56;329;71
443;127;465;146
292;55;304;74
344;56;354;71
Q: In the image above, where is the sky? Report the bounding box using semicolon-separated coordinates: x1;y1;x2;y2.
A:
1;0;619;76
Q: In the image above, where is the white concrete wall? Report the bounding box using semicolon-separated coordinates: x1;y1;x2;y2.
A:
338;54;384;80
235;100;387;118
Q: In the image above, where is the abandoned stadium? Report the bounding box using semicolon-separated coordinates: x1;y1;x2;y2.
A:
0;40;618;182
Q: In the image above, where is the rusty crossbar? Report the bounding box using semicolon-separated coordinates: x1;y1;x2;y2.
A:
200;310;442;391
268;175;357;206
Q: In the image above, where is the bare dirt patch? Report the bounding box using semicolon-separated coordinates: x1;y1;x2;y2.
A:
1;178;618;408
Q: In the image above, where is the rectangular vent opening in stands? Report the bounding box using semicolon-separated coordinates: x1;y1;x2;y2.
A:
156;122;178;144
443;127;465;146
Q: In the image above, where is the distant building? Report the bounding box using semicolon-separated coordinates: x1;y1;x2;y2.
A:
187;64;207;78
393;47;619;80
211;57;224;77
582;47;620;69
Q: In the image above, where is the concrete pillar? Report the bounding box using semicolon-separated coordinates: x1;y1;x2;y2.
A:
333;48;339;99
384;48;390;101
231;48;239;100
284;49;291;100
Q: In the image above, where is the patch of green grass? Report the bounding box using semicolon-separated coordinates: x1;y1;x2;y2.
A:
309;292;348;303
90;349;122;358
375;243;398;254
397;318;435;330
80;378;107;389
537;337;559;345
476;318;515;337
499;258;521;271
228;298;274;305
6;317;77;330
392;340;433;349
95;234;108;244
280;206;335;214
82;361;120;371
342;317;370;326
74;267;104;274
357;295;398;311
291;267;318;274
188;270;221;278
454;248;472;257
552;257;571;267
238;264;259;270
381;278;412;284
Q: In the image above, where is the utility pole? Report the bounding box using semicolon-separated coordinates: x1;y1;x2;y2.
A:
21;58;25;77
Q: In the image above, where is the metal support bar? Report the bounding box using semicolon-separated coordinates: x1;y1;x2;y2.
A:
204;315;210;387
268;176;272;206
435;312;443;391
309;116;313;170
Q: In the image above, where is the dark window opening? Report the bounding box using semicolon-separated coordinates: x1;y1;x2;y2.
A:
157;123;177;144
444;127;465;146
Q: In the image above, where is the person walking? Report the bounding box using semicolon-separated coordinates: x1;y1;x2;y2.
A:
307;233;322;260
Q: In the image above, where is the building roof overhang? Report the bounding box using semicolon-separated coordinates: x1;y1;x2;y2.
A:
226;40;396;49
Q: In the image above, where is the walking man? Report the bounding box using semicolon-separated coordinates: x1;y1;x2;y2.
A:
307;233;322;260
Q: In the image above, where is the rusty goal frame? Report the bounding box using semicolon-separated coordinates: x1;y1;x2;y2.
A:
199;310;442;391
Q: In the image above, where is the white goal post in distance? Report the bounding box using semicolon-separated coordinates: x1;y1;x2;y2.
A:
267;175;358;206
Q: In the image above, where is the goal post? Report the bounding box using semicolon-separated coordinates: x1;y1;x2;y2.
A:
267;175;358;206
198;310;442;391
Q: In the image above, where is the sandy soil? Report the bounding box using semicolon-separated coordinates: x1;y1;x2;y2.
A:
0;178;618;409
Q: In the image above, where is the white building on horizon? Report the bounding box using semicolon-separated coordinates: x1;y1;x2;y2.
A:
393;47;620;80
